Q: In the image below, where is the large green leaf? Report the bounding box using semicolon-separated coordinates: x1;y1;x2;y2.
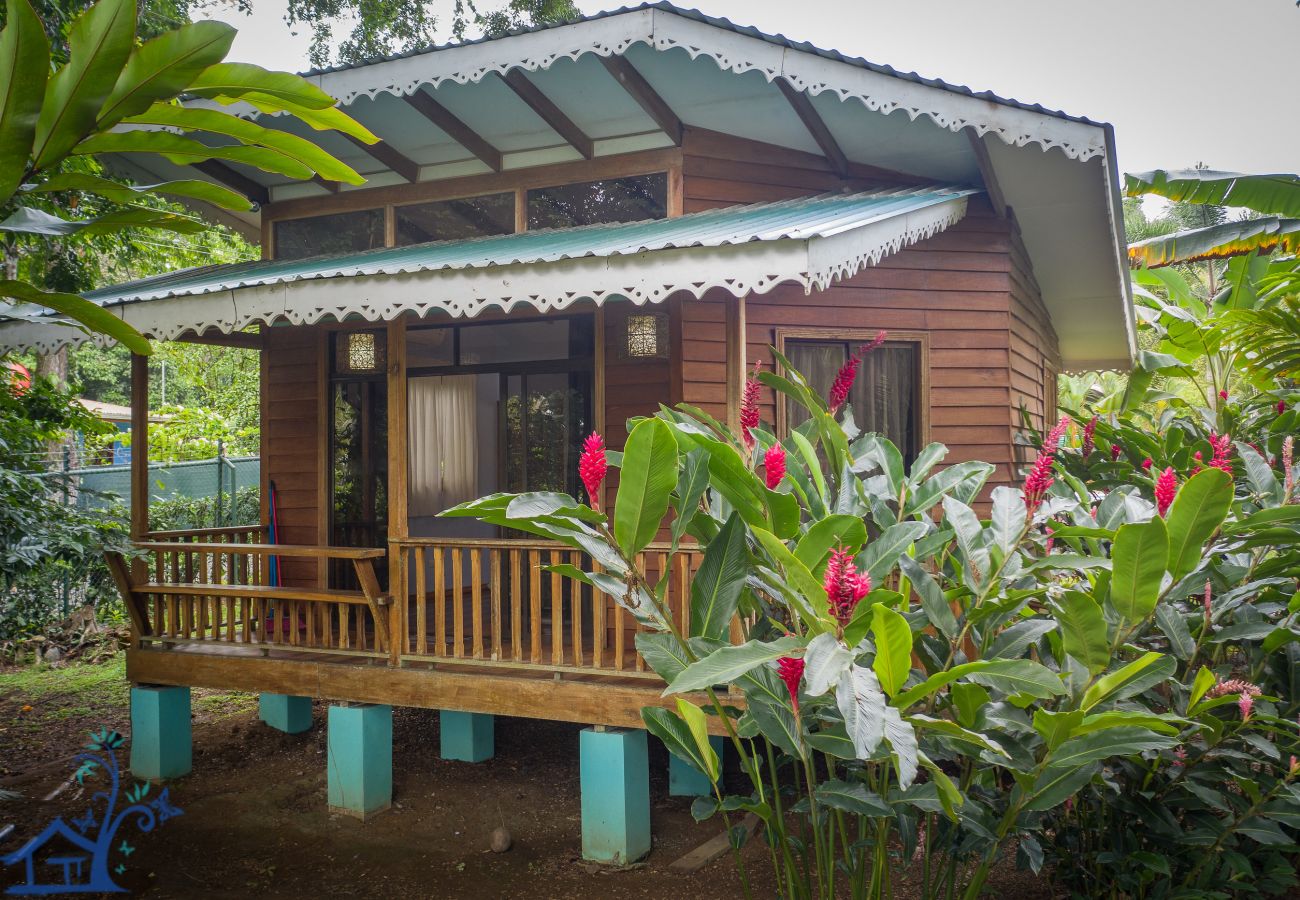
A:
966;659;1065;700
1080;651;1165;711
1045;726;1178;770
642;703;718;785
1126;169;1300;219
1054;591;1110;674
1128;217;1300;268
664;635;801;695
0;205;205;236
72;130;316;180
1164;468;1233;581
120;103;366;184
751;526;828;628
614;417;678;557
31;0;136;168
25;172;251;211
689;512;748;641
837;664;887;759
1111;517;1168;623
0;278;149;354
859;521;930;586
239;94;379;144
186;62;337;108
815;780;891;817
0;0;50;200
794;514;866;572
97;21;235;127
1024;763;1099;812
871;605;912;697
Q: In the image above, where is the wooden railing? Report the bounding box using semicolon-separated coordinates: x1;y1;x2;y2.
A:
389;538;705;678
145;524;267;545
107;541;394;659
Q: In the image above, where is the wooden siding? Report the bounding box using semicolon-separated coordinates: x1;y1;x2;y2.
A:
261;325;324;587
1007;226;1061;472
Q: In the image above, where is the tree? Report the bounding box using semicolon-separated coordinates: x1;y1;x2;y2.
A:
286;0;579;68
0;0;376;352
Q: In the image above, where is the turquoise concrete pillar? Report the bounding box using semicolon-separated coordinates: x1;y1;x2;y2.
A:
327;703;392;819
260;693;313;734
129;685;191;782
669;735;724;797
440;710;494;762
580;727;651;864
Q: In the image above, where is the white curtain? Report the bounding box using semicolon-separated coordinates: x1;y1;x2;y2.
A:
408;375;479;517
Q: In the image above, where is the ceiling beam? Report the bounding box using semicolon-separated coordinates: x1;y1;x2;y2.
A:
342;133;421;183
599;56;682;146
500;69;594;160
190;160;270;206
966;131;1008;218
312;175;340;193
403;90;503;173
774;79;849;178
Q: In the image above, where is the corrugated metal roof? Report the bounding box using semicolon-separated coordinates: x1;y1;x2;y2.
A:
298;2;1104;129
78;186;975;308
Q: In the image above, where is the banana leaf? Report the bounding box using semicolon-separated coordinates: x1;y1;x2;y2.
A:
1126;170;1300;218
1128;217;1300;268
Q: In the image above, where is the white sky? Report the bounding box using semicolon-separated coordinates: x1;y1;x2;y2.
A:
206;0;1300;177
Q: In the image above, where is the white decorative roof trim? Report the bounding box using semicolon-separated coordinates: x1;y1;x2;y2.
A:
0;196;968;355
308;9;1107;162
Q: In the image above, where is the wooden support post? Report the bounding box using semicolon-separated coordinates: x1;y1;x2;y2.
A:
386;318;409;666
724;294;747;436
130;353;149;540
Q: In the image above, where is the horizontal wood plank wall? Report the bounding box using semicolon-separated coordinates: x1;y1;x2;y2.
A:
262;325;322;587
678;129;1045;495
1007;225;1061;473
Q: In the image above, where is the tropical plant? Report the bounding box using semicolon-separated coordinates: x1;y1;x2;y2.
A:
0;0;376;352
440;343;1300;898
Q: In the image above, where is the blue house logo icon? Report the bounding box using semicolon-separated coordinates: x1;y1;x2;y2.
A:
2;729;183;895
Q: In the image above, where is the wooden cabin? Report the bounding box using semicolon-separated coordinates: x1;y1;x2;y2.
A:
0;3;1132;854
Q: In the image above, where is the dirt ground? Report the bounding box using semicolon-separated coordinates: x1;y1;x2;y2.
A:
0;657;1052;899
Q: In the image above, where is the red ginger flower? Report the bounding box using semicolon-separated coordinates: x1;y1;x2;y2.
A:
1141;457;1153;471
740;361;762;450
1155;467;1178;517
1082;416;1098;456
1022;415;1071;511
579;433;607;510
824;547;871;626
1239;693;1255;722
777;656;805;714
1219;389;1229;400
1279;400;1288;416
828;355;861;415
858;330;888;357
1190;451;1203;477
1207;432;1233;476
763;443;786;489
1110;444;1122;462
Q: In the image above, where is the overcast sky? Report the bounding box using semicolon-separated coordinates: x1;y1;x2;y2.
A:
208;0;1299;177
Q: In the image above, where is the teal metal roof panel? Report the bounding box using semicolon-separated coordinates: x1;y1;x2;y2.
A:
83;186;975;308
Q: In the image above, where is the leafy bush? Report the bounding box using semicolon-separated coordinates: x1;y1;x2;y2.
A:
444;347;1300;899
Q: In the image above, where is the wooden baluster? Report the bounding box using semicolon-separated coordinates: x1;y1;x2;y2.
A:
677;552;690;633
592;559;604;670
471;548;484;660
550;550;563;666
614;595;625;671
415;546;427;656
434;546;446;657
529;549;541;664
167;549;179;638
510;548;522;662
452;547;464;658
569;550;583;668
181;549;193;638
490;549;502;661
152;551;163;639
225;549;237;642
196;549;208;640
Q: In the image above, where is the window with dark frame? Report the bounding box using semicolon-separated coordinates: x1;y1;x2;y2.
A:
274;209;385;261
784;337;922;463
394;193;515;246
526;173;667;230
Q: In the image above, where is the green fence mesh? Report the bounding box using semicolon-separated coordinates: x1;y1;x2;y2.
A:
72;456;260;524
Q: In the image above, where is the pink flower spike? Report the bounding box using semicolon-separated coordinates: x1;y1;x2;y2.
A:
1279;400;1287;416
740;361;762;450
1155;467;1178;517
828;355;861;415
1022;415;1071;512
1284;436;1294;494
1219;389;1229;400
763;443;786;489
1141;457;1153;471
824;547;871;626
1110;444;1122;462
1207;678;1261;699
1082;416;1098;456
1239;692;1254;722
777;656;805;714
1203;581;1213;624
857;330;888;357
578;433;607;511
1207;433;1233;476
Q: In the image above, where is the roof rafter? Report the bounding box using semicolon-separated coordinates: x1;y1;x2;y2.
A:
500;69;594;160
343;133;421;183
190;160;270;206
403;89;503;173
774;79;849;178
598;55;682;146
966;131;1008;218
